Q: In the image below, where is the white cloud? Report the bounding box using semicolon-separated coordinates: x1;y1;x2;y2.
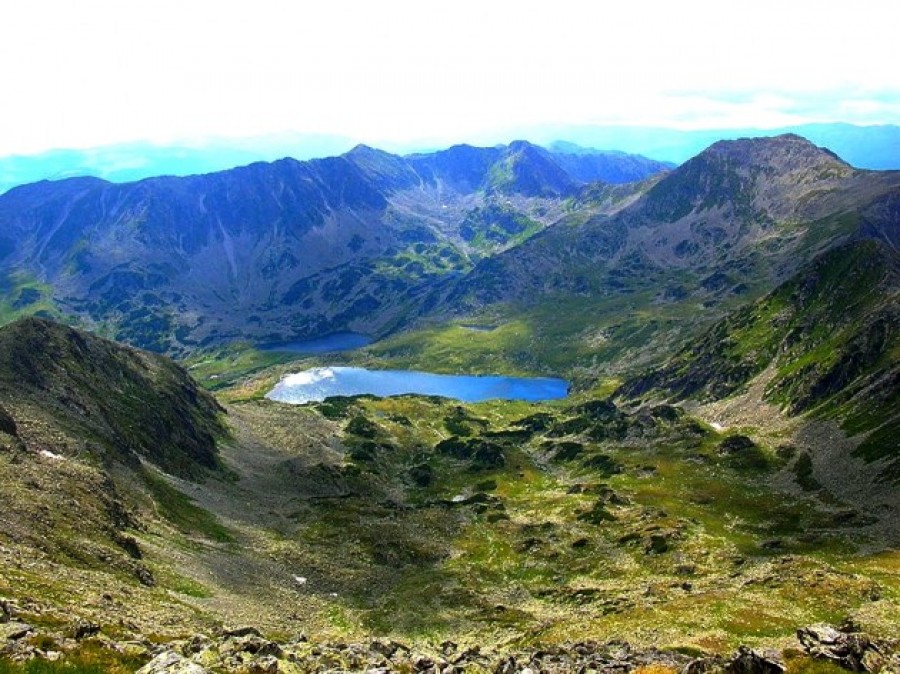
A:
1;0;898;155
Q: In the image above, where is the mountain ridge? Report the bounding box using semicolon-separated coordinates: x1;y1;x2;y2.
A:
1;134;897;366
2;122;897;196
0;141;671;352
0;316;227;476
435;135;900;310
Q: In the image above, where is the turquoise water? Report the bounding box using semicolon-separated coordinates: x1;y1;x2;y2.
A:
266;366;569;404
259;332;372;353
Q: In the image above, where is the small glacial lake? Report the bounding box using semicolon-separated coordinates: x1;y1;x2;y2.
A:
259;332;373;354
266;366;569;404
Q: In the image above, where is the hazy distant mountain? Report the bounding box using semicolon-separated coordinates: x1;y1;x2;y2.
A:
548;141;676;182
0;133;359;195
3;122;892;196
532;123;900;169
0;134;675;196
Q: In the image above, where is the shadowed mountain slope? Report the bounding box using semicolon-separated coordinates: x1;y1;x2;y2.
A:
621;238;900;483
0;317;229;599
0;316;226;476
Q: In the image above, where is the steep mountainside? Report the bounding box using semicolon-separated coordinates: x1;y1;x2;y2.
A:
444;136;900;303
0;142;667;353
423;137;900;356
0;317;228;596
622;238;900;483
0;317;226;476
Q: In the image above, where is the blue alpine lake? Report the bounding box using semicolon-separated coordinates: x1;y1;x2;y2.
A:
259;332;373;354
266;366;569;404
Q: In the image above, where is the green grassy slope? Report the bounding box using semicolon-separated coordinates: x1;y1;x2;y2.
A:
622;239;899;482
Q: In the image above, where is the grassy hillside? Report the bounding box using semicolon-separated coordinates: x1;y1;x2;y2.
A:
622;239;899;483
0;317;227;477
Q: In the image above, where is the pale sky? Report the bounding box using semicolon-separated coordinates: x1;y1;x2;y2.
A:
1;0;899;156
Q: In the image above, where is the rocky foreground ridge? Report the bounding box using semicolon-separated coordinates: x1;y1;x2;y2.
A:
1;596;898;674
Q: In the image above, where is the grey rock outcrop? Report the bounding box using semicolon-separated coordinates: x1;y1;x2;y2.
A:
136;650;210;674
797;624;885;672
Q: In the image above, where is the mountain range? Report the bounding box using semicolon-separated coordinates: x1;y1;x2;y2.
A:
0;140;670;353
2;122;897;196
539;122;900;168
0;131;898;670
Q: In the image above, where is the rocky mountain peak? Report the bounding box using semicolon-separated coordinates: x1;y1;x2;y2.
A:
635;134;857;224
699;133;849;173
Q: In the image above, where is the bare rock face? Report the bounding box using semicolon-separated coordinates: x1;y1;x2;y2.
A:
136;651;210;674
797;624;885;672
0;622;32;641
0;597;16;623
683;647;785;674
726;647;786;674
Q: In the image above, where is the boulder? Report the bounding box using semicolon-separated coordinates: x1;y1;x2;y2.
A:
726;647;785;674
0;622;32;641
0;598;14;623
797;624;883;672
683;648;784;674
221;634;283;658
223;626;262;638
246;655;280;674
71;619;101;640
369;639;410;659
136;650;209;674
0;405;17;437
495;656;517;674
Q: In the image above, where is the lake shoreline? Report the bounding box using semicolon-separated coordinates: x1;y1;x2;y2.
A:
267;366;569;404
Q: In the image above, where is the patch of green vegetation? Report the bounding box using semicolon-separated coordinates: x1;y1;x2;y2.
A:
164;573;214;598
0;273;61;325
141;469;234;543
185;342;299;393
853;419;900;483
367;321;539;376
785;655;854;674
718;435;774;473
460;203;544;253
315;396;361;420
0;639;147;674
366;286;719;383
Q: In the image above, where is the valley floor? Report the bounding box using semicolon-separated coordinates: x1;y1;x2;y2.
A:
2;368;899;671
